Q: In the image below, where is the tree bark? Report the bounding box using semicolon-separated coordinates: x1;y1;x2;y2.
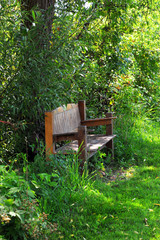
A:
20;0;55;35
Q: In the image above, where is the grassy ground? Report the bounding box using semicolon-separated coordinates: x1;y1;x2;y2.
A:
1;115;159;240
53;116;160;240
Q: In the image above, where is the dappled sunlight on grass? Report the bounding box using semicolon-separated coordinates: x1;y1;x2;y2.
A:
63;166;159;238
114;114;160;167
86;147;160;239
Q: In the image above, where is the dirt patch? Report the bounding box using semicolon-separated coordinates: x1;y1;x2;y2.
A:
98;167;135;182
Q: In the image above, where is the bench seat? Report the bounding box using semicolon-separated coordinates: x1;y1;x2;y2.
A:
56;134;116;159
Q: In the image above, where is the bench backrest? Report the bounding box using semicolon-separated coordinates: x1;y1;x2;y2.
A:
52;103;80;135
45;101;86;154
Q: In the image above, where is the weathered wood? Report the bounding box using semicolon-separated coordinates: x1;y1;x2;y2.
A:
106;112;114;159
45;100;116;170
78;100;86;121
67;103;76;110
78;125;87;171
53;132;78;142
56;134;116;157
81;118;112;127
45;111;55;155
106;113;113;135
53;104;80;135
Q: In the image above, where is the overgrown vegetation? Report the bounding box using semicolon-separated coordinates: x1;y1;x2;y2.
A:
0;0;160;239
1;118;160;239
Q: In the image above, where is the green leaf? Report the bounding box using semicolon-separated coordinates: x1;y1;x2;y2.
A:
49;182;58;187
8;187;20;194
4;199;14;206
32;10;36;20
27;189;35;198
31;180;40;189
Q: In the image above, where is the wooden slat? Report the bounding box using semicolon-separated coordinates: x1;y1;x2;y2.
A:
53;132;78;142
87;134;116;151
53;104;80;135
81;117;117;127
81;118;111;127
56;134;116;159
57;107;64;112
67;103;76;110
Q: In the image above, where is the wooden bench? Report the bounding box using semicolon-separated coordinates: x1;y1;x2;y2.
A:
45;100;116;170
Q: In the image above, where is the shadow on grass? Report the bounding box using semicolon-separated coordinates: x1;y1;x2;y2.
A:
59;165;160;239
53;116;160;239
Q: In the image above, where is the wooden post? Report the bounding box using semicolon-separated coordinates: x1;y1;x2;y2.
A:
78;101;87;173
45;111;55;156
106;112;114;159
78;125;87;173
78;100;86;121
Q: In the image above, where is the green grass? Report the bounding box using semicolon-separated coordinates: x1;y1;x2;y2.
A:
53;167;160;239
51;116;160;239
1;115;160;239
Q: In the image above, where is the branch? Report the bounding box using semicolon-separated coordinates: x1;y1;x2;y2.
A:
0;120;18;130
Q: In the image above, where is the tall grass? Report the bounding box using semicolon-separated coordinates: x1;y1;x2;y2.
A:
114;113;160;168
49;116;160;239
1;113;160;239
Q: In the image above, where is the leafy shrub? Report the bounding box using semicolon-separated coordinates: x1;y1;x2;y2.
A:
0;2;74;159
26;145;93;222
1;0;160;165
0;163;57;239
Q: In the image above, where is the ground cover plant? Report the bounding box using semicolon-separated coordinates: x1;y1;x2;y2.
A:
39;116;160;240
1;115;160;239
56;116;160;239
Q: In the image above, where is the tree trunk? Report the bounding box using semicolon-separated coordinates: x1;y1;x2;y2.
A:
21;0;55;35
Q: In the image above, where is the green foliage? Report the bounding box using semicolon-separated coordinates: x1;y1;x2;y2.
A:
1;1;160;239
1;116;160;239
28;150;92;217
114;113;160;168
0;1;72;158
1;0;160;160
0;163;33;239
0;159;58;240
40;118;160;239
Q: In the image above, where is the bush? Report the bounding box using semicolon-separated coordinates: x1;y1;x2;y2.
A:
0;161;57;239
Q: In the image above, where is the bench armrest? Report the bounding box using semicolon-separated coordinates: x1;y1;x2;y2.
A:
81;117;117;127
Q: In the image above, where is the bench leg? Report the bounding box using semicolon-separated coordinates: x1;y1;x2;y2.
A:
106;139;114;159
106;112;114;160
78;125;87;173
